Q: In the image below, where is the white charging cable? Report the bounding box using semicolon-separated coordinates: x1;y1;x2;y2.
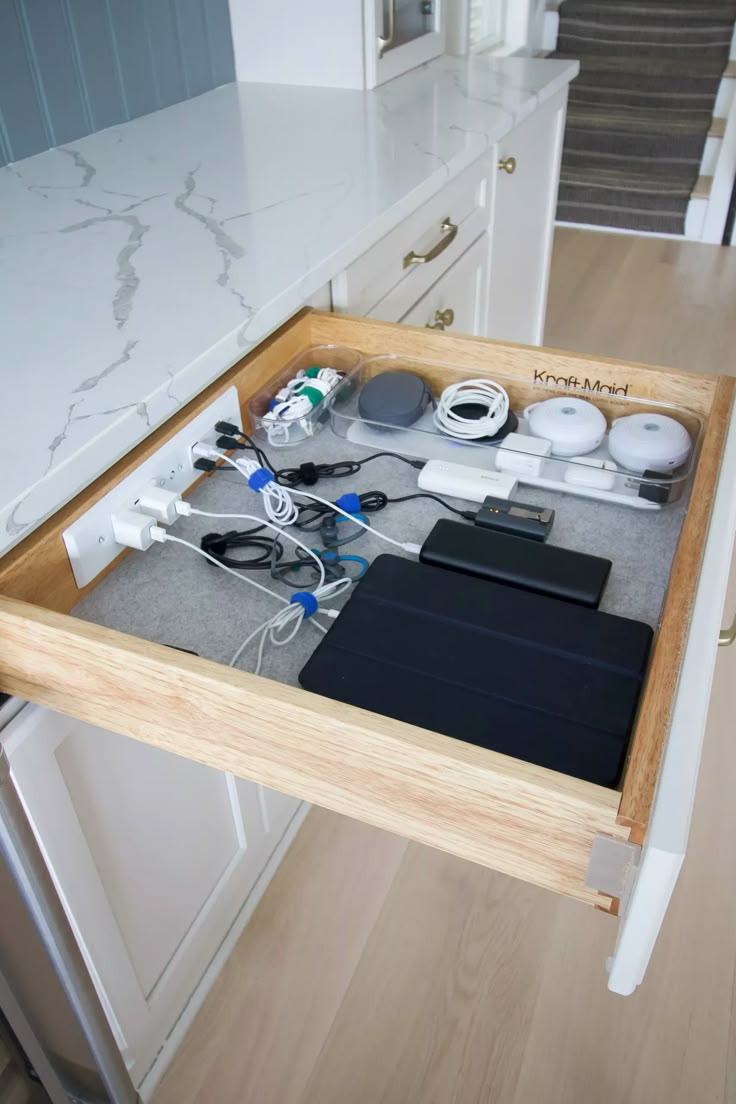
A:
293;489;421;554
229;576;349;675
110;507;347;674
135;487;326;589
261;367;344;446
195;444;421;555
433;378;509;440
213;451;299;525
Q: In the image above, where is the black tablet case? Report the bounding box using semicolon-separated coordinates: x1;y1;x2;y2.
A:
299;555;653;786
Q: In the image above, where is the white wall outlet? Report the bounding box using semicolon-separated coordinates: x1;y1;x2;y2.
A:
63;387;241;588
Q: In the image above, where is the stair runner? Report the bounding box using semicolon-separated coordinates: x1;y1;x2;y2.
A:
551;0;736;234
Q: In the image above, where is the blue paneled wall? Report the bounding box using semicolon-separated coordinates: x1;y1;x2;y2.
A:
0;0;235;166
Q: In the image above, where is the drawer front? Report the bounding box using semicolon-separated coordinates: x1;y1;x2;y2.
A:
378;232;490;336
0;309;733;993
332;160;492;318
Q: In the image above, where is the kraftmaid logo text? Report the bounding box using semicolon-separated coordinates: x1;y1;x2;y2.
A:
533;369;629;395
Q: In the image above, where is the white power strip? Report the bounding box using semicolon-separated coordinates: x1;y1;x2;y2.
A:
63;387;241;588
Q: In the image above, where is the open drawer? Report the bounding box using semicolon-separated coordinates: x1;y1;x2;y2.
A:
0;310;734;994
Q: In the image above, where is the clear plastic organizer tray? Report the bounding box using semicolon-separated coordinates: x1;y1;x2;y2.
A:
330;354;703;510
248;344;363;448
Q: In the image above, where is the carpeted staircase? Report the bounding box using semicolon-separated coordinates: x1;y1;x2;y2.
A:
551;1;736;234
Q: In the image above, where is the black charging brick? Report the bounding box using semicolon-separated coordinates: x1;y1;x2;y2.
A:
474;495;554;541
420;519;611;607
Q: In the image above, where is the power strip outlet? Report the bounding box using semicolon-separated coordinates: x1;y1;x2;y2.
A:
63;387;241;588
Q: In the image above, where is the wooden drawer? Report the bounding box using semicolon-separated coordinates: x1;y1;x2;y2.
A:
0;310;734;992
331;160;492;318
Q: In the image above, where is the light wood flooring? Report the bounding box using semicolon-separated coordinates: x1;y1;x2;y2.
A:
154;228;736;1104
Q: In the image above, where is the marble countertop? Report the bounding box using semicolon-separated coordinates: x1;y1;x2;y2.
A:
0;54;577;556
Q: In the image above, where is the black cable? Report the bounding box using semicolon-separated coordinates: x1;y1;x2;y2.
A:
385;492;475;521
292;492;386;531
200;528;347;588
214;421;424;488
293;489;473;531
200;528;285;571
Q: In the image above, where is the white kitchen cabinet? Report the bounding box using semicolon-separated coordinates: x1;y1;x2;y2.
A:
228;0;445;90
372;232;490;335
332;90;566;344
1;706;303;1087
487;88;567;345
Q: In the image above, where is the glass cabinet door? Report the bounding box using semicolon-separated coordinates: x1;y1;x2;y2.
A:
386;0;433;49
370;0;445;86
379;0;440;54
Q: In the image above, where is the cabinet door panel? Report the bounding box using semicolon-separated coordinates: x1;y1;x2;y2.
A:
2;707;301;1084
396;232;490;336
487;89;566;345
56;729;239;998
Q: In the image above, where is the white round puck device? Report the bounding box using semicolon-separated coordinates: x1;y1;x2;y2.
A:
525;396;607;457
607;413;692;475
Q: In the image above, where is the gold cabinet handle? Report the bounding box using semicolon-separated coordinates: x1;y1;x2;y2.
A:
498;156;517;175
377;0;396;57
719;611;736;647
426;308;455;330
403;218;458;268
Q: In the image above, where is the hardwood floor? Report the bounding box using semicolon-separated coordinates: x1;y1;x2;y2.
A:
153;227;736;1104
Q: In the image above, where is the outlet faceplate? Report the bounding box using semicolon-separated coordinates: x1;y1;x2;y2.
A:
63;387;241;588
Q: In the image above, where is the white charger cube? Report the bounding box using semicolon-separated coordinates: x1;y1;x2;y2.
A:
496;433;552;477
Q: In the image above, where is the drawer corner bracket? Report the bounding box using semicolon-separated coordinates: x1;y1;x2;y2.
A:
586;834;641;904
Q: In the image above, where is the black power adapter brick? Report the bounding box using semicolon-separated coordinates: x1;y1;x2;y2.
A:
474;495;554;542
420;519;611;607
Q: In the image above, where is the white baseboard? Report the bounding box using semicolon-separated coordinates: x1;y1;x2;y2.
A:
137;801;312;1101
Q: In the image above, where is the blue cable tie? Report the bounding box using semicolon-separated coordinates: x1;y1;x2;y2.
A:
335;492;361;514
290;591;319;619
247;467;274;492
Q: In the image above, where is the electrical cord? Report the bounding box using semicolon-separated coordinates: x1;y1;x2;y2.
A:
293;490;474;531
136;526;344;675
229;576;350;675
434;379;510;440
197;443;422;555
214;421;425;487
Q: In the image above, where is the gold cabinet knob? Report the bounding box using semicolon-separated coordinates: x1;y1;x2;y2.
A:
426;308;454;330
498;156;516;175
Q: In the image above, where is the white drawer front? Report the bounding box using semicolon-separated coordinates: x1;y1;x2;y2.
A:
383;232;490;336
608;406;736;994
332;159;492;318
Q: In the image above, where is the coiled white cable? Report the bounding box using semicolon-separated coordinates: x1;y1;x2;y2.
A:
229;576;349;675
219;454;299;525
433;378;510;440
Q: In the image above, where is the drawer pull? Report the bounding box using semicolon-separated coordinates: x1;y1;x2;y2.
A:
403;218;458;268
377;0;396;57
427;308;455;330
498;156;517;175
719;611;736;647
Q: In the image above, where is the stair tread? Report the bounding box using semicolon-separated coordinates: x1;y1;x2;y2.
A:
725;60;736;77
692;175;713;199
708;117;727;137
